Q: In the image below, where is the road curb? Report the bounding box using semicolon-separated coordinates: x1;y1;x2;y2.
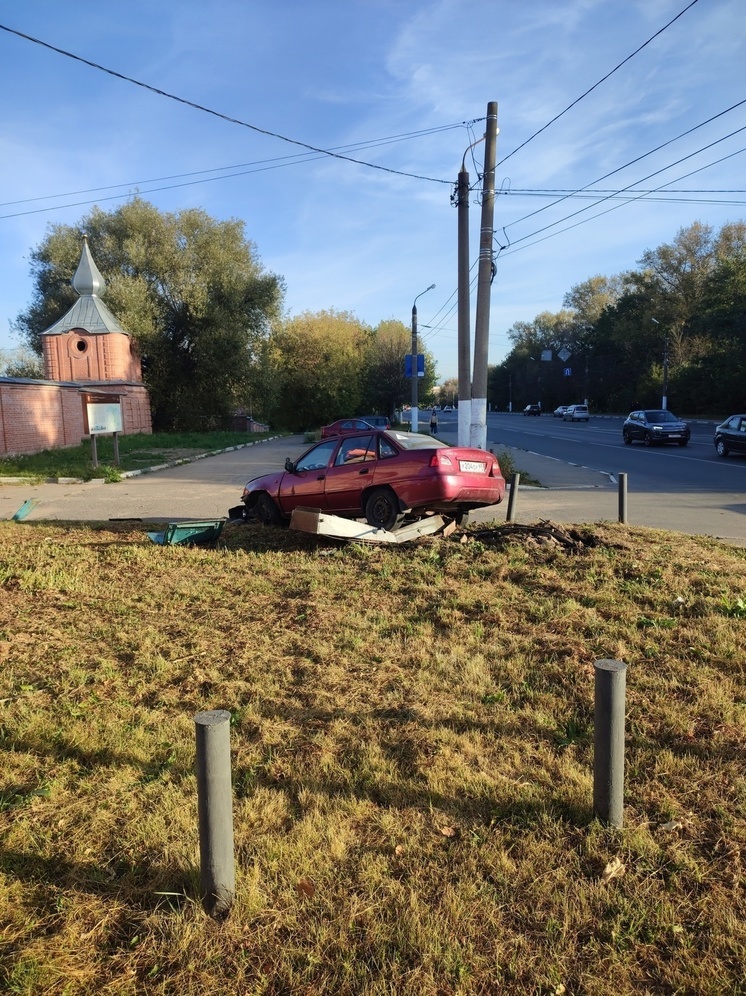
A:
0;435;285;486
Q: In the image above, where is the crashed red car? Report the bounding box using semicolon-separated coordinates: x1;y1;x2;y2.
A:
230;429;505;531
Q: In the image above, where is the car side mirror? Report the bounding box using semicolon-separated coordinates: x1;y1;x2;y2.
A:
284;457;295;473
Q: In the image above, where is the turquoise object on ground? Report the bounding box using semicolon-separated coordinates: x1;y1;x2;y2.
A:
12;499;40;521
146;519;226;547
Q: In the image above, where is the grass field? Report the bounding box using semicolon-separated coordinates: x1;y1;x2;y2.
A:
0;516;744;995
0;431;274;483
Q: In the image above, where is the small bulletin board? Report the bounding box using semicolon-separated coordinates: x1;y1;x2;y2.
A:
86;402;123;435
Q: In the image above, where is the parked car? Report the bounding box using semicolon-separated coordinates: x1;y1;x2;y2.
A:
443;405;453;413
714;414;746;457
622;409;690;446
563;404;589;422
231;429;506;531
553;406;568;418
523;404;542;416
320;418;376;438
357;414;390;429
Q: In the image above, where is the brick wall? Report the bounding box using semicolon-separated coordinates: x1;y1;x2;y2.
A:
43;329;143;383
0;380;152;457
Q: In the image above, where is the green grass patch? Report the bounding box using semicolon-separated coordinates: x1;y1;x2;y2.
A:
0;519;744;993
0;430;276;482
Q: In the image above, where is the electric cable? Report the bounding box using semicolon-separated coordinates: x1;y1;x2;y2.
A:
0;21;457;186
497;0;702;167
500;143;746;257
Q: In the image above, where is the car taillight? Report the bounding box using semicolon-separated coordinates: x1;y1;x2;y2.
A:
429;451;454;468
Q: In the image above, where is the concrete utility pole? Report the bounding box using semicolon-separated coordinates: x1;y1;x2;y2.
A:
456;137;482;447
471;101;498;450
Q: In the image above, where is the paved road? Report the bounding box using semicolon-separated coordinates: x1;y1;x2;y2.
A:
482;412;742;494
2;431;745;547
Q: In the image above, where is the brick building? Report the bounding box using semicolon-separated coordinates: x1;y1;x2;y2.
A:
0;237;152;456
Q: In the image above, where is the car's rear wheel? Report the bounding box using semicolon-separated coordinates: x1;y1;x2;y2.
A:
623;430;632;445
255;492;283;526
364;487;401;531
644;432;653;447
715;437;729;457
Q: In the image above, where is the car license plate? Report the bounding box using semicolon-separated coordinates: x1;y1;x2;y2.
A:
669;433;681;438
459;460;485;473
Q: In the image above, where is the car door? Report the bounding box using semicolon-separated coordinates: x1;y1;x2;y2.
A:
729;416;746;453
628;412;643;440
324;432;377;512
278;438;339;514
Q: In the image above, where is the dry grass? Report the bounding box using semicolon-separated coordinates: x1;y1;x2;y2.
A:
0;517;744;995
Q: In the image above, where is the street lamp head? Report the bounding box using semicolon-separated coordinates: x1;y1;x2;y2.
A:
412;283;436;311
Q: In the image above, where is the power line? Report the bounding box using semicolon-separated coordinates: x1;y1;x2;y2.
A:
497;0;702;167
500;144;746;257
0;21;457;186
502;98;746;234
0;124;470;218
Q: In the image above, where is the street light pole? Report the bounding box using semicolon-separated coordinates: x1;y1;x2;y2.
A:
411;283;435;433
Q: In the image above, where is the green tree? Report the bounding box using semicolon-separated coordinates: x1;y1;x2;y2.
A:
361;319;438;420
268;310;372;431
0;346;44;378
360;319;410;420
14;197;284;430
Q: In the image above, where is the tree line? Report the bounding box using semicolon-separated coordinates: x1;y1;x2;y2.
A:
488;220;746;416
8;198;437;433
7;200;745;427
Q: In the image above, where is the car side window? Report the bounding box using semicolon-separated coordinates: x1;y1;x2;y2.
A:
296;439;338;472
379;437;398;459
335;434;375;465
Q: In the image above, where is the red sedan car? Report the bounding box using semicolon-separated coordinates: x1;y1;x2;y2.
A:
231;430;505;531
320;418;376;438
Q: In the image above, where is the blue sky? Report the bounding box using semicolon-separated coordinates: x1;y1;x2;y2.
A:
0;0;744;381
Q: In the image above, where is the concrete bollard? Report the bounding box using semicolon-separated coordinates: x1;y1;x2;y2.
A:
195;709;235;917
593;659;627;828
506;472;520;523
618;473;628;524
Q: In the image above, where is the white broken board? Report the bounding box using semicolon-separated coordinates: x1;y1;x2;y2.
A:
290;507;452;544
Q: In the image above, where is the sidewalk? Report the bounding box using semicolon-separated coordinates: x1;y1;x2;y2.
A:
2;432;745;547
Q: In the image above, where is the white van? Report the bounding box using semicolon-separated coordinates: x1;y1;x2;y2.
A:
563;404;589;422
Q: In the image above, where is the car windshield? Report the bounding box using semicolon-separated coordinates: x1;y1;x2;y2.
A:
388;431;448;450
644;410;679;423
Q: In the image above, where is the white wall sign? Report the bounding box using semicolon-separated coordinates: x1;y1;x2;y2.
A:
87;402;123;434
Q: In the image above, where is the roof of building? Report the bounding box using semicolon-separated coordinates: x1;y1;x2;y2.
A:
41;236;129;337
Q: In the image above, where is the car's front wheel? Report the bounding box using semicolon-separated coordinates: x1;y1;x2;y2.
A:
364;487;401;531
644;432;653;447
715;437;729;457
678;439;688;447
623;431;632;445
255;492;283;526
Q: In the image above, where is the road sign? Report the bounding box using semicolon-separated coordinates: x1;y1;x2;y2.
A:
405;354;425;378
564;367;572;377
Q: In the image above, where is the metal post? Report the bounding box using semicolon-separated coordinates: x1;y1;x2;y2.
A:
195;709;235;917
593;659;627;828
662;336;669;410
411;284;435;434
112;431;120;467
90;434;98;469
506;472;520;523
618;472;627;524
